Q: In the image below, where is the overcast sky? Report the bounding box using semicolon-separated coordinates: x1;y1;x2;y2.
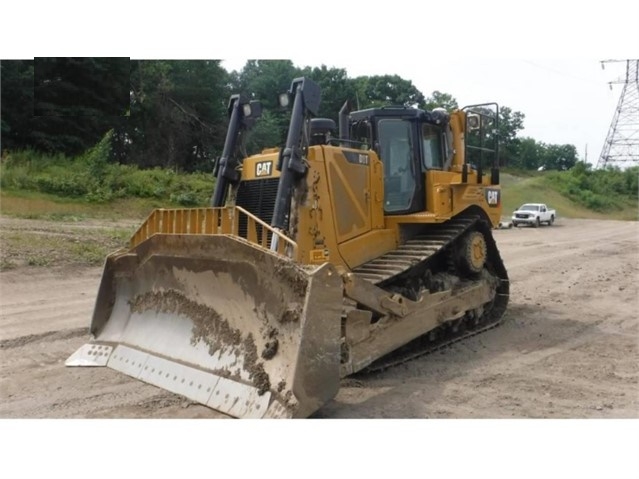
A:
3;1;637;169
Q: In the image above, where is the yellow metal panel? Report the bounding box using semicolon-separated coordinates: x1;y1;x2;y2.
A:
449;111;466;168
260;147;280;154
260;226;269;248
370;156;385;229
338;228;398;270
247;217;257;244
181;210;188;232
204;209;214;234
384;212;441;229
241;152;281;181
189;209;198;234
425;170;456;217
152;212;158;234
450;183;502;227
324;147;372;244
167;210;173;233
159;211;167;234
221;208;232;233
296;146;400;270
130;206;298;250
296;148;347;269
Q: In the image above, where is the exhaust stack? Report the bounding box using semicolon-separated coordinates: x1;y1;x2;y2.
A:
271;77;321;232
338;100;350;143
211;95;262;207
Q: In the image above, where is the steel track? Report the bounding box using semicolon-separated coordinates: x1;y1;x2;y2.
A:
351;212;510;375
362;313;505;374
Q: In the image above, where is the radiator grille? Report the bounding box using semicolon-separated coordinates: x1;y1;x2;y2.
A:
235;178;282;237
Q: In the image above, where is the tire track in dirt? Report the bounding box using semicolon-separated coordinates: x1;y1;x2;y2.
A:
0;218;637;419
0;267;100;340
316;218;639;418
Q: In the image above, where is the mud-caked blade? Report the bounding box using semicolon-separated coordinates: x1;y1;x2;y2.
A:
67;234;343;418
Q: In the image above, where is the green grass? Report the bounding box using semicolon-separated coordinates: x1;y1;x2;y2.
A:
0;189;167;221
0;224;135;271
3;170;637;224
1;150;637;256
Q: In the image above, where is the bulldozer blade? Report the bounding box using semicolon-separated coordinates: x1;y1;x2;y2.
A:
66;234;343;418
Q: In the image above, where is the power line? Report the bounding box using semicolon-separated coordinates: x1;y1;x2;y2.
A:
520;60;601;85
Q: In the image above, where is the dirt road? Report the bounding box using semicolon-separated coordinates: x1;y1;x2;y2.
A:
1;218;637;418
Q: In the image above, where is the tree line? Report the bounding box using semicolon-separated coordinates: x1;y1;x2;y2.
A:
1;59;577;172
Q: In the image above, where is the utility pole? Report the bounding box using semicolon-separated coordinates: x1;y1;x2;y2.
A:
598;59;639;169
585;143;588;164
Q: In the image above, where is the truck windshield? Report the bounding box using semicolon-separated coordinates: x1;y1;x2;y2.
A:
520;204;540;211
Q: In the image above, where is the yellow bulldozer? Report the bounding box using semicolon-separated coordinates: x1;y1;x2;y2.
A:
67;77;509;418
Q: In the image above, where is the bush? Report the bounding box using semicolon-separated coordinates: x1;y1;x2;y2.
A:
545;163;638;212
1;147;215;206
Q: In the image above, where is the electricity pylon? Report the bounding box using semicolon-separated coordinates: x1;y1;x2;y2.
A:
598;59;639;169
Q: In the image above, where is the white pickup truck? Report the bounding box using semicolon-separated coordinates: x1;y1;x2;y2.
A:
511;203;556;227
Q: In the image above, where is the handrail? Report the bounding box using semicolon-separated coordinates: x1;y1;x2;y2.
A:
129;206;298;258
234;206;298;256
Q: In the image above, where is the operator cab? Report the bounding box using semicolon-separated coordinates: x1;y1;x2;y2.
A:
349;106;450;215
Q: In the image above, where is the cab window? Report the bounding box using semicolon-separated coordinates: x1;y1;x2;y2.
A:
377;119;416;212
422;124;443;169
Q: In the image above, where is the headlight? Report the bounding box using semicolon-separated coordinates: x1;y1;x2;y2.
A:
467;113;480;130
279;93;290;108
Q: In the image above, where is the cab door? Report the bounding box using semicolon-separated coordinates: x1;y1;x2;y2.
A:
376;118;424;215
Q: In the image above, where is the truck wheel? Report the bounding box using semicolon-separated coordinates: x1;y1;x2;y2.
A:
513;222;518;227
534;217;540;228
548;215;554;226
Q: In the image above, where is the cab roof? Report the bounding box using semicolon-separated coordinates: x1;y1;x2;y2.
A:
350;106;425;121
